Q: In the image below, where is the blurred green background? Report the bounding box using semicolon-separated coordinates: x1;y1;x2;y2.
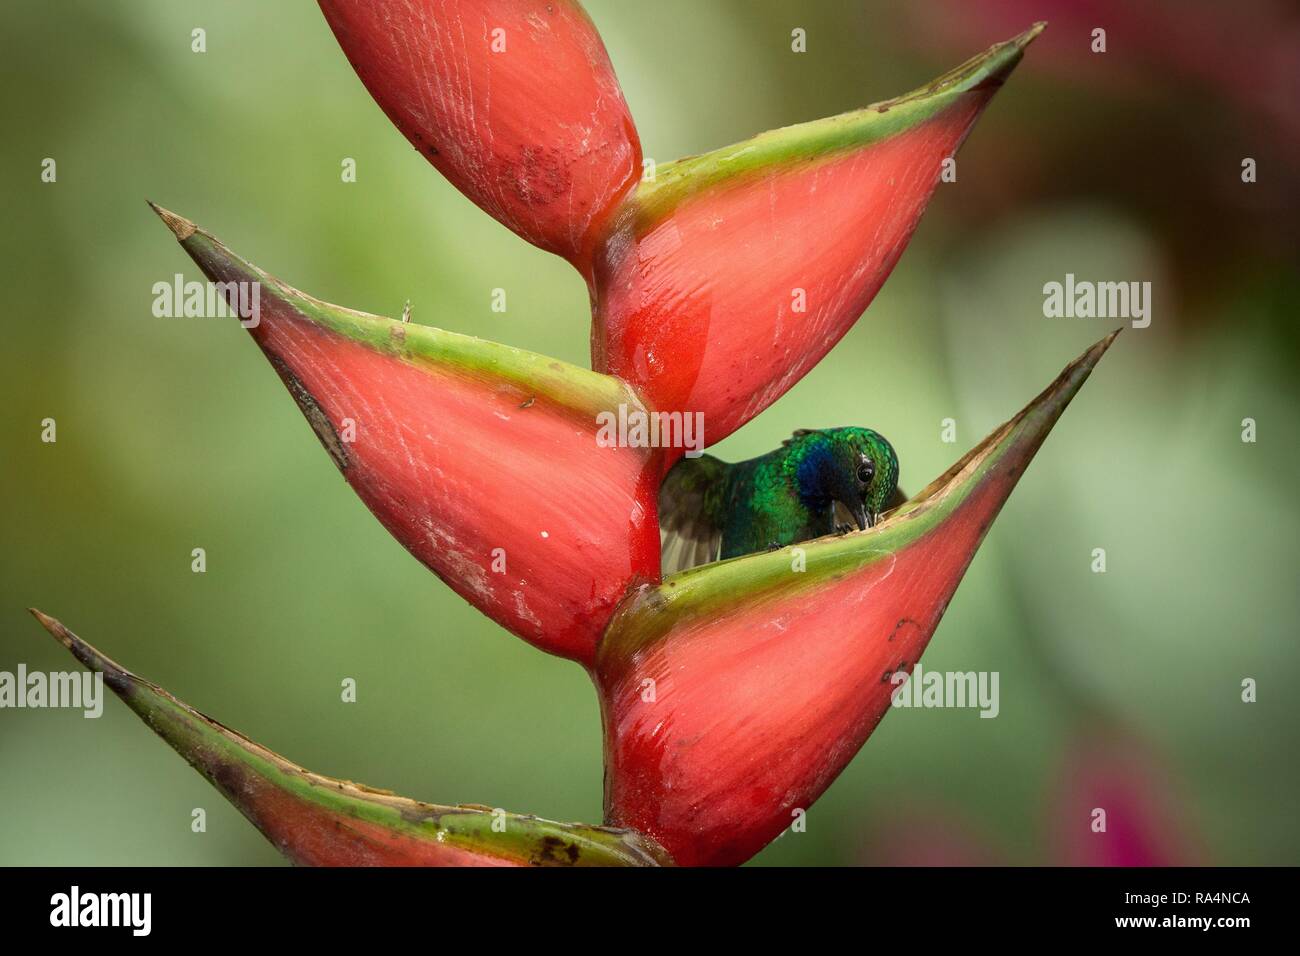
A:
2;0;1297;866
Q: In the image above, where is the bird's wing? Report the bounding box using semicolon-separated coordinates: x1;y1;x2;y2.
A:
658;454;728;575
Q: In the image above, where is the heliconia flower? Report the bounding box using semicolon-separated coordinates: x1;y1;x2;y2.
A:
317;0;642;270
150;204;662;665
28;610;672;866
595;331;1117;867
34;6;1116;870
589;24;1044;450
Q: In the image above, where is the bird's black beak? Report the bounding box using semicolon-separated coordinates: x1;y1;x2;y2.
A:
833;490;872;533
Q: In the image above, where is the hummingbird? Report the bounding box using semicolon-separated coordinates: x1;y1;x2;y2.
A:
658;426;906;574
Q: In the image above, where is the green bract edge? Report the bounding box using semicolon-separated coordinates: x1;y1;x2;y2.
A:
153;206;642;419
633;22;1044;228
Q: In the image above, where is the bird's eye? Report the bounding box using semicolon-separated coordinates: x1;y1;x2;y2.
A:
857;462;874;484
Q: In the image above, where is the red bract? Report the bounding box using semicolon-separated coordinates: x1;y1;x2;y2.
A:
596;333;1117;866
151;204;661;665
318;0;641;269
29;611;671;867
591;25;1043;449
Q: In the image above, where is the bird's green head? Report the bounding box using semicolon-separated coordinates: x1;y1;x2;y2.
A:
792;426;901;531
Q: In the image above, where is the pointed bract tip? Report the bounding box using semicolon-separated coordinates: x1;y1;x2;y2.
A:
28;607;72;648
1040;330;1121;408
1018;22;1048;47
1050;330;1121;385
978;21;1047;86
28;608;131;683
1085;328;1122;365
147;200;197;241
905;21;1044;104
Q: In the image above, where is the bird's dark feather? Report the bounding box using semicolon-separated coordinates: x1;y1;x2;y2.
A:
658;454;727;575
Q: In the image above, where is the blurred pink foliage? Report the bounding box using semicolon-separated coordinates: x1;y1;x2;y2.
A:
906;0;1299;148
859;732;1202;866
901;0;1299;300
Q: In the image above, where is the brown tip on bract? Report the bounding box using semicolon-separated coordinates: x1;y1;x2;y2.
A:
1044;331;1116;400
146;200;197;241
1020;21;1048;46
1059;329;1120;375
1091;327;1122;361
1001;23;1046;68
28;607;73;649
28;608;131;683
1003;22;1047;56
976;21;1047;89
